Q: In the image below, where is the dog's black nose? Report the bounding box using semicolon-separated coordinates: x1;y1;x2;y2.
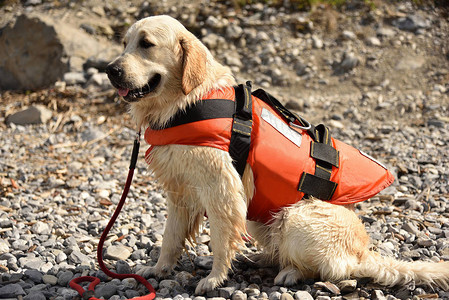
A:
106;64;123;79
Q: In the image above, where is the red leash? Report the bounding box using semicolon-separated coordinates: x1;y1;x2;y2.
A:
70;131;156;300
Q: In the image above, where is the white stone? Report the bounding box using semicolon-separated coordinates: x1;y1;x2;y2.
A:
0;239;9;255
63;72;86;85
295;291;313;300
312;36;323;49
105;245;131;260
366;36;381;46
141;214;152;228
342;30;357;40
31;221;51;235
97;189;110;198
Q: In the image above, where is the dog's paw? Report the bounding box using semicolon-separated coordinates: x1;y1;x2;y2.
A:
136;265;173;279
195;275;223;295
274;266;303;286
136;266;158;278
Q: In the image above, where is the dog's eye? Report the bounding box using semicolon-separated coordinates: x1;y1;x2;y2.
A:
139;39;154;49
123;41;127;48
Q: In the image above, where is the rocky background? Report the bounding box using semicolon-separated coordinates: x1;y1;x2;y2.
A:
1;0;449;299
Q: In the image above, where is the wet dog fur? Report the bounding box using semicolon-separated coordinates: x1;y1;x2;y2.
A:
107;15;449;295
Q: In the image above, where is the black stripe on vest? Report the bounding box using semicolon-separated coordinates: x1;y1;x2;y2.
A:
154;99;235;129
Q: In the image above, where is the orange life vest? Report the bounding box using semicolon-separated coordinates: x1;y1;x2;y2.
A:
144;84;394;224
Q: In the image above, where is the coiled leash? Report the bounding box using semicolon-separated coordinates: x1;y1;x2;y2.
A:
69;131;156;300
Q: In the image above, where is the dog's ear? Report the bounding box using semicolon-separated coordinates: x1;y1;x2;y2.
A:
179;33;207;95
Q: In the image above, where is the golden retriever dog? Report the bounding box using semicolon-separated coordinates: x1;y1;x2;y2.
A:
106;15;449;294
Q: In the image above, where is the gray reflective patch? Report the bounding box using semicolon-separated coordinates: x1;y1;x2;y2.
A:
261;108;302;147
359;150;388;169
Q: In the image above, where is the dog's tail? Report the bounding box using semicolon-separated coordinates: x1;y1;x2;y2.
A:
352;251;449;289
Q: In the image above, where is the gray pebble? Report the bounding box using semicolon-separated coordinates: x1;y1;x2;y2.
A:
5;105;52;125
116;260;131;274
207;289;220;297
219;286;236;298
105;245;131;260
393;14;430;32
57;270;74;286
94;282;118;299
19;257;45;270
69;250;91;265
31;221;51;235
269;291;282;300
402;221;421;236
42;274;58;285
25;269;43;283
56;251;67;264
194;256;213;269
416;238;436;247
0;219;13;228
23;292;46;300
125;290;141;298
63;72;86;85
81;127;106;142
0;284;26;297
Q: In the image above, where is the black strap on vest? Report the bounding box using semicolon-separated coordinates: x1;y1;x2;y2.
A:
229;82;253;177
159;99;235;129
297;124;339;200
252;89;310;129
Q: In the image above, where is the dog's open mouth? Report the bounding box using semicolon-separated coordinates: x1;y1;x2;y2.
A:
117;74;162;101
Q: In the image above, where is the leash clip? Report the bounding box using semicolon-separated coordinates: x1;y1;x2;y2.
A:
129;130;141;170
290;120;311;131
289;112;312;131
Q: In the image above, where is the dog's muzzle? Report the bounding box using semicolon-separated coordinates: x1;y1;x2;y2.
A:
106;63;161;101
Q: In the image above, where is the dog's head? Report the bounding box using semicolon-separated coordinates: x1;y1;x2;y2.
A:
106;15;210;103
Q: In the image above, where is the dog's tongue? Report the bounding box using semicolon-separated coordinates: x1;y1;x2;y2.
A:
118;88;129;97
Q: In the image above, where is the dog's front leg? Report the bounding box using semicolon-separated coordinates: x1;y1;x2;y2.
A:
195;173;247;294
195;214;238;294
155;201;190;275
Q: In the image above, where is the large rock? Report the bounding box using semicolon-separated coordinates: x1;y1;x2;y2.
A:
0;13;120;90
6;105;52;125
393;14;431;32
